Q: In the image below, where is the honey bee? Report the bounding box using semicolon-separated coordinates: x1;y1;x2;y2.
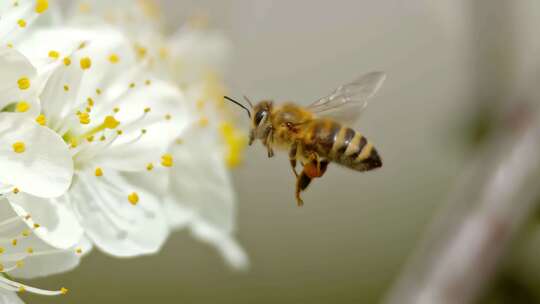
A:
225;71;386;206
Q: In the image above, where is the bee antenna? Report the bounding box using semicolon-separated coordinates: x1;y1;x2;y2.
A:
243;95;254;108
224;96;251;118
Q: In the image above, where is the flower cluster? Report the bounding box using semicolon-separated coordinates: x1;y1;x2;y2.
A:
0;1;247;302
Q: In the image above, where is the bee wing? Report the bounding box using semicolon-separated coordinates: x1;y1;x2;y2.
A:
307;71;386;125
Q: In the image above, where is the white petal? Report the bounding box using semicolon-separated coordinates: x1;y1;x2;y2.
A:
169;28;232;84
0;0;36;45
39;58;83;133
7;193;84;249
0;198;83;279
91;80;192;172
9;238;91;280
0;46;39;115
70;170;169;257
0;290;23;304
0;113;74;198
167;125;235;233
192;221;249;271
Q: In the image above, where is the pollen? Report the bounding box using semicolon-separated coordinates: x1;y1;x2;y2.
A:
35;0;49;13
146;163;154;171
75;248;83;254
161;153;173;167
16;101;30;112
12;188;20;194
48;50;60;59
144;107;151;113
26;247;34;254
60;287;69;295
95;167;103;177
78;112;90;124
35;114;46;126
96;88;102;95
63;57;71;66
80;57;92;70
17;77;30;90
16;260;24;268
12;141;26;153
87;97;94;107
196;100;205;111
109;54;119;63
18;286;25;293
11;239;17;246
145;79;152;86
103;116;120;129
21;230;30;237
17;19;26;28
198;117;209;127
164;114;172;120
0;247;4;254
220;122;247;168
127;192;139;205
129;82;136;89
64;84;70;91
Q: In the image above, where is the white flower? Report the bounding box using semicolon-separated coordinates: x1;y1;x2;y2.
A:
13;25;189;257
66;1;250;269
0;197;91;300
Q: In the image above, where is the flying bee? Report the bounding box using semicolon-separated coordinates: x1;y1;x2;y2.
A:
225;71;386;206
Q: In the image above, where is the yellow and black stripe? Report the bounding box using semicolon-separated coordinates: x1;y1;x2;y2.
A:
303;119;382;172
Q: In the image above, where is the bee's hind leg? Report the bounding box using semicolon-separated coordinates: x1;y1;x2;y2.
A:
304;152;329;178
295;171;311;207
294;159;329;207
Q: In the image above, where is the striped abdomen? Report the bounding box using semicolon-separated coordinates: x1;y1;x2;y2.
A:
303;119;382;171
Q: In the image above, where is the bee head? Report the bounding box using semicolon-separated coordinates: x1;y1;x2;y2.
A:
224;96;273;146
250;100;273;145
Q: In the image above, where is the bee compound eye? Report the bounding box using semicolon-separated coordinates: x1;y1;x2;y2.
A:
255;111;266;125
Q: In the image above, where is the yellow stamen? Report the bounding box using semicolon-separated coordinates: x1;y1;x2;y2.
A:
219;122;247;168
35;0;49;13
17;19;26;28
95;167;103;177
17;77;30;90
48;50;60;59
127;192;139;205
63;57;72;66
80;57;92;70
36;114;46;126
161;154;173;167
12;142;25;153
78;112;90;124
109;54;119;64
16;101;30;112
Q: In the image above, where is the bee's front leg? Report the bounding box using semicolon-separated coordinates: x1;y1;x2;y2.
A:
264;127;274;158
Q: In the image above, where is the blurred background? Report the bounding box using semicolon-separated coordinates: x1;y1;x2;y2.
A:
27;0;540;303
